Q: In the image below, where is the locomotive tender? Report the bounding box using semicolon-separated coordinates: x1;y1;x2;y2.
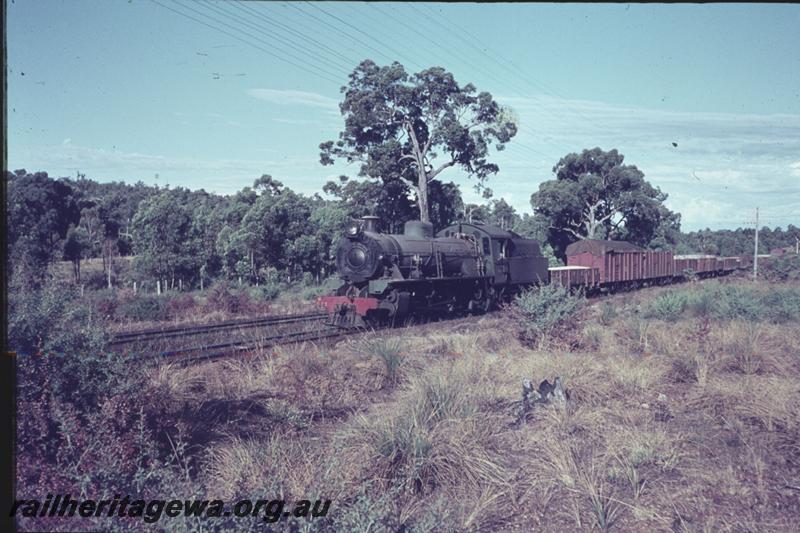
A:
319;216;747;327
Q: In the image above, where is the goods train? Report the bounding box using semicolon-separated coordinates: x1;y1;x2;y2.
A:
318;216;751;327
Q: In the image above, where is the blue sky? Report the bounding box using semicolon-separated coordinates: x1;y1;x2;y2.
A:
7;1;800;231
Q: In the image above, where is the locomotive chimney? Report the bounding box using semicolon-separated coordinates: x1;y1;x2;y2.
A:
362;215;380;233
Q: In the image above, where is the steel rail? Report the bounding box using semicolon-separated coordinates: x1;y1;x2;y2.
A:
144;324;362;365
110;312;328;345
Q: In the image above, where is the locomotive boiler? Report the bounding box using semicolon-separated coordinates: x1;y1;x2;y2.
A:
319;216;550;326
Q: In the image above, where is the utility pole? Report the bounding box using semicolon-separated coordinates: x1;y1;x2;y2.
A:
753;207;759;281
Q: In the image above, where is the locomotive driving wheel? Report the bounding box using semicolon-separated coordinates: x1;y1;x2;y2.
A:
469;285;492;314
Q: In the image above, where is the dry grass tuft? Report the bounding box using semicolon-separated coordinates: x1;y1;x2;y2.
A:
689;374;800;433
338;358;508;496
711;322;789;376
147;363;207;403
354;335;407;386
203;432;318;500
604;355;669;396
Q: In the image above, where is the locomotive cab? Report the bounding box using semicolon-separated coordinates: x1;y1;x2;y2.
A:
437;223;550;286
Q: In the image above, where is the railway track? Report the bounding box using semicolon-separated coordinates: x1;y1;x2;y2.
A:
111;311;352;365
110;311;328;346
148;325;356;365
114;273;742;366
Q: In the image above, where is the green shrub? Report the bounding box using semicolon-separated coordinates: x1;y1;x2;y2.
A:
709;284;766;321
81;269;109;290
762;254;800;282
250;283;281;302
85;289;119;320
205;281;241;313
11;276;204;532
761;287;800;323
599;301;616;326
299;277;345;301
117;294;169;321
9;276;123;409
644;290;689;321
512;283;585;346
331;483;403;532
643;281;800;324
301;271;315;286
686;285;716;317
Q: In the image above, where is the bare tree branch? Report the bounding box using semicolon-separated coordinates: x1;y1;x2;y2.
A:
551;224;585;239
428;159;456;181
397;176;420;194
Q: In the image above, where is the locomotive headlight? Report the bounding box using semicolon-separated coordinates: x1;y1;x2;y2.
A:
347;225;360;237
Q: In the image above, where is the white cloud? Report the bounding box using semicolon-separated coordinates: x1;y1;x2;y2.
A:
8;142;333;196
791;161;800;178
246;88;339;110
473;93;800;231
272;118;313;125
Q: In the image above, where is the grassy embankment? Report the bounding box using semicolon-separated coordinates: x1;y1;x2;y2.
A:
142;278;800;531
15;274;800;531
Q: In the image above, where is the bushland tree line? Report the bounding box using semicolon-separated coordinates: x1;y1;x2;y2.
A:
7;61;799;294
8;165;797;293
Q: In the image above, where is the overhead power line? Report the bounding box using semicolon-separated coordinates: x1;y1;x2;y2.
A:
149;0;342;85
152;0;554;170
291;1;425;71
232;1;359;69
175;0;346;81
409;2;614;136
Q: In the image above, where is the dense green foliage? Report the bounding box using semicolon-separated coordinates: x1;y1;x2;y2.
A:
643;281;800;323
7;167;797;301
6;170;82;278
677;226;800;256
320;60;517;224
761;254;800;282
530;148;681;259
12;276;203;531
9;276;119;408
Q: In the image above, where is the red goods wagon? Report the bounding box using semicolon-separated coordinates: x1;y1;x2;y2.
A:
719;257;739;271
548;266;601;289
565;240;675;285
674;255;717;275
674;257;689;273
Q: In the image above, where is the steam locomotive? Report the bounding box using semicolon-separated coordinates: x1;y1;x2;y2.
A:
318;216;549;326
318;215;750;328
